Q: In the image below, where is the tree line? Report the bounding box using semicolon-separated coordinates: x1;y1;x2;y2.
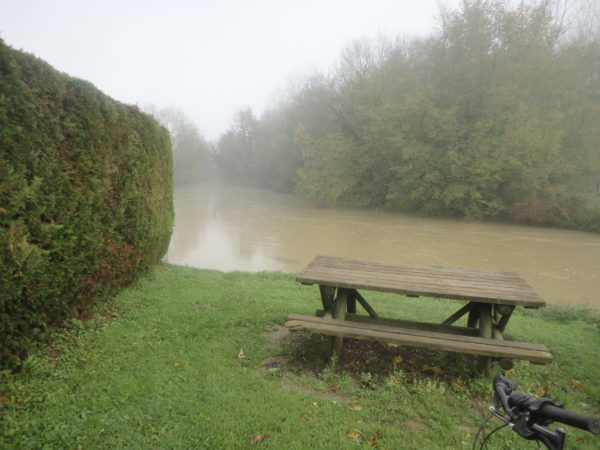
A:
214;0;600;231
145;105;215;187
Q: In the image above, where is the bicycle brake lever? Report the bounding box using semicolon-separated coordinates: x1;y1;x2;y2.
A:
493;373;518;419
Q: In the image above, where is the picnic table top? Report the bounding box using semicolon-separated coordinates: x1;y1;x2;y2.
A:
296;255;545;308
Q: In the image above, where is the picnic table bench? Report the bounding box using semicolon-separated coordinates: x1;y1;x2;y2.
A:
285;256;553;374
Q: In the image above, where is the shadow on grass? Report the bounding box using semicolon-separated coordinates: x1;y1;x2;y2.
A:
262;326;480;390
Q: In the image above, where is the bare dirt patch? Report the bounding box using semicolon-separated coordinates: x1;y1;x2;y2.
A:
192;303;215;313
280;372;354;402
264;325;290;348
406;417;431;432
457;423;475;433
262;328;478;387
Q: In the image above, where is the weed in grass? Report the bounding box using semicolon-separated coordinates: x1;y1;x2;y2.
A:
520;302;600;323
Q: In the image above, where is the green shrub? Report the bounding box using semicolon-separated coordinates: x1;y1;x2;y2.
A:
505;195;600;233
0;39;173;368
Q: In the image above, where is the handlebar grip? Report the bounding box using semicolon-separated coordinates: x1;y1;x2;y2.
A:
538;404;600;434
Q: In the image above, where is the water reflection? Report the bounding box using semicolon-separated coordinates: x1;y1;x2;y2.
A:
166;182;600;306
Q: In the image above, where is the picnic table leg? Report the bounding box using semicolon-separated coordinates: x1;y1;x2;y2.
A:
353;290;379;319
330;288;349;357
492;304;516;370
492;325;516;370
476;303;493;375
467;308;479;328
496;304;515;332
319;285;336;312
441;302;474;326
347;290;357;314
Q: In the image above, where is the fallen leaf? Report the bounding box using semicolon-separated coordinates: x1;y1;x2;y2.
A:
366;439;378;446
350;405;362;412
537;386;548;396
345;361;358;370
237;349;245;359
429;366;444;376
571;379;582;389
393;356;403;364
330;383;339;391
421;363;444;375
452;379;467;388
248;433;269;445
173;362;181;367
346;429;361;440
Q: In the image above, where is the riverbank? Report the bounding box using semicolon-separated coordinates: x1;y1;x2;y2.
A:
168;182;600;306
2;265;599;448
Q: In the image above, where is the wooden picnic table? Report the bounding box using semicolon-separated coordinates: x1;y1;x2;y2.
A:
286;255;552;374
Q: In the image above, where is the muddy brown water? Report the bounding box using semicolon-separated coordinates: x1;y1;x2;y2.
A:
166;182;600;306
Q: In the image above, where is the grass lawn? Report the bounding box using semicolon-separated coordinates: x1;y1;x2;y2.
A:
1;264;599;449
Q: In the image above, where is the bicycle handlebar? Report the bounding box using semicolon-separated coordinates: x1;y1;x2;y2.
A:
537;403;600;434
493;372;518;418
493;373;600;434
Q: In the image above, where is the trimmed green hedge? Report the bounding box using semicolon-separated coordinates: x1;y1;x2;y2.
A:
0;39;173;368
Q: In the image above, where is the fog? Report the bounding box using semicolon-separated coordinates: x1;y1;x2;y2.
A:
2;0;599;304
0;0;461;140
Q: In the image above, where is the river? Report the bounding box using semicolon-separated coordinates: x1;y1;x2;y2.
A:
166;182;600;306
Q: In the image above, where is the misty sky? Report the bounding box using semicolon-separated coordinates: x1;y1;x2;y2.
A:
0;0;461;140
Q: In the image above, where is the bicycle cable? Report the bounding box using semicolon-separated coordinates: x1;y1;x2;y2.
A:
479;423;509;450
472;411;493;450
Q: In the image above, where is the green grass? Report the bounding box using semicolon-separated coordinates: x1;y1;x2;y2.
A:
1;265;599;449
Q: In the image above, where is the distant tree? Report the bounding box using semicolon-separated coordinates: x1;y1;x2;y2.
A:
145;105;212;186
252;107;302;192
215;0;600;231
213;108;257;182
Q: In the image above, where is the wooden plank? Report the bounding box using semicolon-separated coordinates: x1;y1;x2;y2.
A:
302;267;539;299
343;313;479;336
304;276;542;306
285;319;552;363
301;262;534;289
287;315;550;352
296;256;545;307
301;256;535;289
305;257;528;286
307;255;521;280
314;310;479;336
300;269;537;298
302;274;540;304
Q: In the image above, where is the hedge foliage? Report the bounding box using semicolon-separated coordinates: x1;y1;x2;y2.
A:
0;39;173;368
